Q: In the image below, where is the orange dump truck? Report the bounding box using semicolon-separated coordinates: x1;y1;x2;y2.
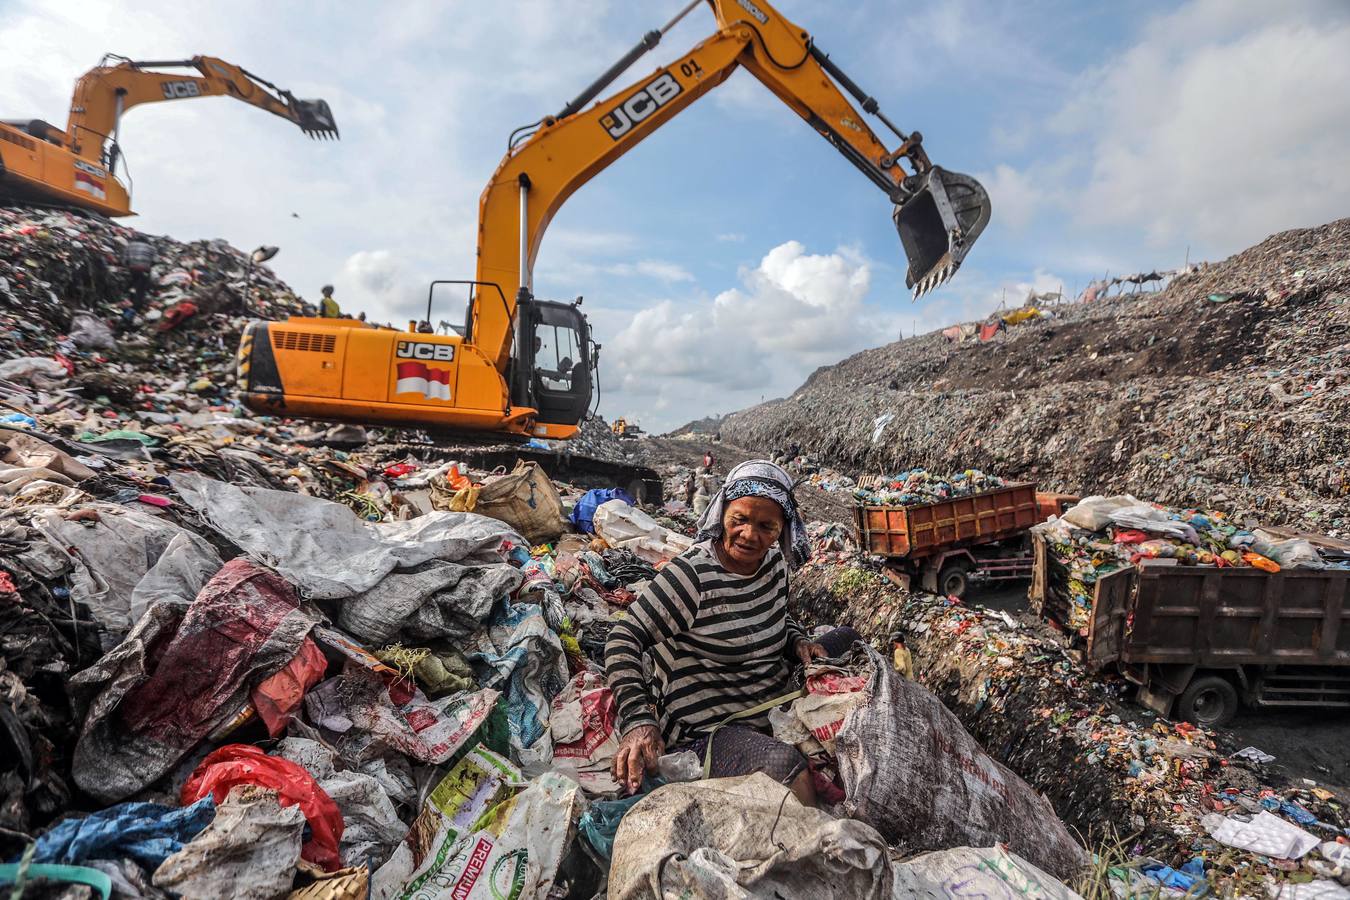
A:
854;482;1074;598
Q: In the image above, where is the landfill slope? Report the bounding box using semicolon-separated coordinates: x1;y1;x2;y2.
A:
721;218;1350;531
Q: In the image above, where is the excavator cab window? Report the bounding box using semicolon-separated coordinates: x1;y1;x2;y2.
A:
524;301;592;426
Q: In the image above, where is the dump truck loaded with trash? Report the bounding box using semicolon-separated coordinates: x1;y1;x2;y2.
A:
852;470;1075;598
1031;496;1350;726
1042;549;1350;727
235;0;990;494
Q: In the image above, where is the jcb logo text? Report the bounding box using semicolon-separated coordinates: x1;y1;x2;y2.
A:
396;341;455;361
160;81;202;99
601;73;682;140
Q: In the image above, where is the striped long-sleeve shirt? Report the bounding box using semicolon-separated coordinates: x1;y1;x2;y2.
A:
604;540;806;743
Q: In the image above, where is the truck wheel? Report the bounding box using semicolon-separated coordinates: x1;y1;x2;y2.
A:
1177;675;1238;727
936;564;969;599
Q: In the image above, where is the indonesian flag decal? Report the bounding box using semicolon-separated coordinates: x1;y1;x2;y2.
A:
395;361;452;401
73;170;107;200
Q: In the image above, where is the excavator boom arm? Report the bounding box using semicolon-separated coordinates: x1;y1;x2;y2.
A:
471;0;990;368
64;54;338;163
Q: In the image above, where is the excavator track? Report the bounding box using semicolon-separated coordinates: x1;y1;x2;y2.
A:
368;433;665;506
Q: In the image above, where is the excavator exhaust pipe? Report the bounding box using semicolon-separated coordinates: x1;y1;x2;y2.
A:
895;167;991;299
288;96;340;140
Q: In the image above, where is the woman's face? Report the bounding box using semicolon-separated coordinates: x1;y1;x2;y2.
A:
722;496;784;569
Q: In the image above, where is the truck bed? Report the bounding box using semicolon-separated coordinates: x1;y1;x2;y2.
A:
854;482;1040;560
1087;560;1350;671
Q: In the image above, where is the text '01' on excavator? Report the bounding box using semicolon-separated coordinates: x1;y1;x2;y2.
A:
237;0;992;452
0;55;338;217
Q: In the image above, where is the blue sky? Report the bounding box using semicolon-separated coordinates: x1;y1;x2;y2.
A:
4;0;1348;431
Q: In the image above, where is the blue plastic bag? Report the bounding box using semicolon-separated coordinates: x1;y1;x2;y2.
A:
26;796;215;870
579;776;664;860
569;488;635;534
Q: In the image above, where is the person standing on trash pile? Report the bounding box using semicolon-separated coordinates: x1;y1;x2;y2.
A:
606;460;862;806
690;466;719;517
319;284;341;318
122;239;156;310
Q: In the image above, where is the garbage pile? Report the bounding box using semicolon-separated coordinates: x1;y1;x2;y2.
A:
722;217;1350;533
0;423;702;897
1034;495;1348;631
853;467;1006;506
789;554;1350;899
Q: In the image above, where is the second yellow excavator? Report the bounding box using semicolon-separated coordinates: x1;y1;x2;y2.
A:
237;0;990;483
0;54;338;217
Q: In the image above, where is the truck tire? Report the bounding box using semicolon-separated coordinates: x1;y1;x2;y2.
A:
936;563;969;599
1177;675;1238;727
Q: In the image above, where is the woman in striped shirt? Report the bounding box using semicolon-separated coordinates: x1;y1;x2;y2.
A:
605;460;860;805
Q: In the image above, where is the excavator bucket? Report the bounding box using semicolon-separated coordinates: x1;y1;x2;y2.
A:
287;96;339;140
894;167;991;299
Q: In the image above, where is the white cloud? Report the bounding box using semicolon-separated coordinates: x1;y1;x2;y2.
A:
1021;0;1350;255
715;232;745;243
600;240;901;430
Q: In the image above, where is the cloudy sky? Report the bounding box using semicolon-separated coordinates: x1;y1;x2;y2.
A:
4;0;1347;431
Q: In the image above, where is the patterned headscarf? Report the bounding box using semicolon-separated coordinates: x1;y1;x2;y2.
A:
695;460;811;570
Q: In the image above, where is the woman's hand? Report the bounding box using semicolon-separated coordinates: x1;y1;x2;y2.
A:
612;724;665;794
794;638;828;668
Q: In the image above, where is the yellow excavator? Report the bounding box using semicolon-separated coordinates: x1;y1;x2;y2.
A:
0;54;338;217
237;0;990;490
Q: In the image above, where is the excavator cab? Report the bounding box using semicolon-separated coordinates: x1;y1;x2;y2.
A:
895;167;992;299
512;298;594;428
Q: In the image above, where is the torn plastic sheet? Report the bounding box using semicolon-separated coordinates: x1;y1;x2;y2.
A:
338;558;522;646
304;672;500;767
71;558;318;802
32;502;222;638
153;785;305;900
170;471;523;599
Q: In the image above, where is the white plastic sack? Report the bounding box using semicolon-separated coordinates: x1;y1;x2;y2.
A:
372;747;581;900
548;671;621;795
593;499;693;567
33;503;222;638
171;471;523;601
1201;811;1319;860
69;313;116;350
153;785;304;900
833;647;1087;879
1107;505;1197;541
0;356;68;389
608;773;894;899
1059;495;1137;531
892;846;1083;900
465;601;567;755
793;689;866;755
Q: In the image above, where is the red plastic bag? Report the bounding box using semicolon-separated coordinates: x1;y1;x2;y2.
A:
182;744;343;871
251;637;328;737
